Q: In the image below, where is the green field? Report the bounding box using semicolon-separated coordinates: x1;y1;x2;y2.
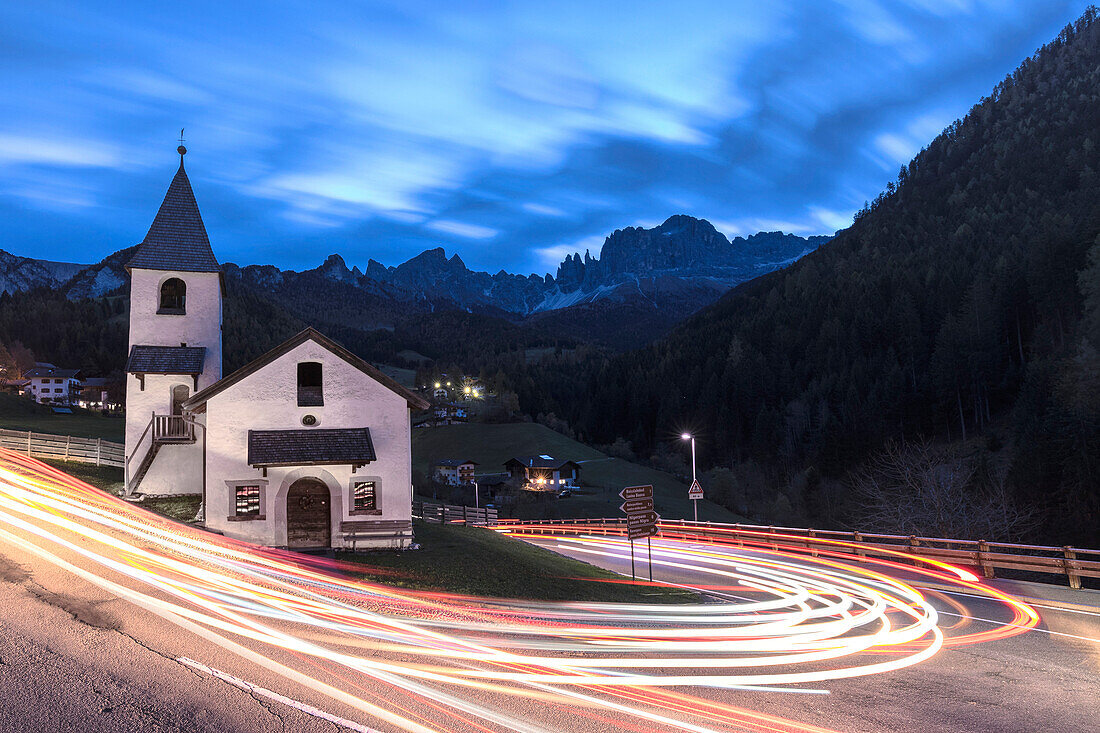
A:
0;394;124;442
412;422;741;522
338;521;694;602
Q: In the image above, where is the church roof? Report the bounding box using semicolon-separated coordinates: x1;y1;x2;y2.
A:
127;155;221;274
126;345;207;374
182;327;430;411
248;427;376;467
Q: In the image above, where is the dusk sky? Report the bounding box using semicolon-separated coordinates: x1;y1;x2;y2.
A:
0;1;1087;275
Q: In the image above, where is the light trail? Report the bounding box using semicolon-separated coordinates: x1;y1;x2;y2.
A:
0;450;1041;733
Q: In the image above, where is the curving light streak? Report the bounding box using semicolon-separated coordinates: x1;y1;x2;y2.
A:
0;450;1039;733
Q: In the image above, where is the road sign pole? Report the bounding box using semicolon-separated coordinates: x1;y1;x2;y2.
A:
647;536;652;582
694;497;697;523
630;539;636;583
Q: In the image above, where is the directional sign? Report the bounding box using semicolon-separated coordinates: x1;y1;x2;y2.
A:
688;478;704;500
620;485;653;500
626;511;659;528
620;498;654;515
628;524;660;541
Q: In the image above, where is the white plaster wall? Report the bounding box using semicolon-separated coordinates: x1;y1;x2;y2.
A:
125;267;222;493
122;374;204;495
202;339;413;548
127;268;223;382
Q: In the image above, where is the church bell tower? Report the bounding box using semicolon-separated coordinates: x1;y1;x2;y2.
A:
123;141;223;494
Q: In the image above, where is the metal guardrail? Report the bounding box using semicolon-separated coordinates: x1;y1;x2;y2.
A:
0;428;123;468
414;500;498;526
493;517;1100;590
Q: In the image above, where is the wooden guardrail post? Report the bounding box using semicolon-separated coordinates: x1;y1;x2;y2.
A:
976;540;995;579
1063;547;1082;589
768;526;779;551
26;430;32;456
64;434;70;460
908;535;920;566
733;524;743;548
807;529;818;557
96;438;102;466
853;531;866;557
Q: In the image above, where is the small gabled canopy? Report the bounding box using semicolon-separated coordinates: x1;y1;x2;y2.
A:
126;345;206;374
127;153;222;277
183;327;430;411
248;428;376;468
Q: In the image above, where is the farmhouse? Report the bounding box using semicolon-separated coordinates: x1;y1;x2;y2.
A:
25;364;82;405
123;146;428;549
433;458;478;485
504;455;581;491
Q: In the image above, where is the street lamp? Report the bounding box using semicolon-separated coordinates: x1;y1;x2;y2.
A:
681;432;698;522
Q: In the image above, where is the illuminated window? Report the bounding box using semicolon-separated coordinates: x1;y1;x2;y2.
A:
297;362;323;406
352;480;377;512
235;484;261;517
159;278;186;314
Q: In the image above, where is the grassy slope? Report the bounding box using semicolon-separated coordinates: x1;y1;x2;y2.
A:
35;455;690;603
0;394;124;442
338;521;694;602
412;422;740;522
39;458;124;493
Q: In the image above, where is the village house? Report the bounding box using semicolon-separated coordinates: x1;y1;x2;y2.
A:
432;459;478;485
123;145;428;549
78;377;119;411
504;455;581;491
25;364;82;405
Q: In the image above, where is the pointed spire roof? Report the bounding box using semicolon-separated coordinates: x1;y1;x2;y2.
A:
127;150;221;273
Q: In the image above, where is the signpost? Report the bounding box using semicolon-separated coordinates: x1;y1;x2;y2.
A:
619;485;659;581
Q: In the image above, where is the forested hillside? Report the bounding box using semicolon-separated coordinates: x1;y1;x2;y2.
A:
510;9;1100;545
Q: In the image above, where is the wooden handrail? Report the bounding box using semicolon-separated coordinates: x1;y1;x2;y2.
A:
491;517;1099;589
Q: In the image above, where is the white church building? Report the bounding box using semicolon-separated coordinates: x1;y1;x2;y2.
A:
124;145;428;549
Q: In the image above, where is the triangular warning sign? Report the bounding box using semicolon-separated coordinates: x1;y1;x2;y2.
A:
688;478;704;499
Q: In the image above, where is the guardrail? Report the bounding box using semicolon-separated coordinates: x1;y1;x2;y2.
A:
414;500;498;526
0;428;124;468
493;517;1100;590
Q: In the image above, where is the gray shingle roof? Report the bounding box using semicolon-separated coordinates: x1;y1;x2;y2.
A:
126;345;206;374
127;160;221;273
434;458;478;467
506;455;578;470
25;367;80;379
247;428;376;467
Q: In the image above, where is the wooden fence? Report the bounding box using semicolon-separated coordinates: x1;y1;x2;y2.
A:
413;500;498;526
493;517;1100;590
0;429;124;468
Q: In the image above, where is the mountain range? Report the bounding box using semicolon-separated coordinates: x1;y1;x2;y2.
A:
0;216;828;348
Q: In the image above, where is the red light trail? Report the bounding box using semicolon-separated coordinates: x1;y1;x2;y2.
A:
0;449;1040;732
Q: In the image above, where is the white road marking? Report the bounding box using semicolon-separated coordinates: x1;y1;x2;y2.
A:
178;657;385;733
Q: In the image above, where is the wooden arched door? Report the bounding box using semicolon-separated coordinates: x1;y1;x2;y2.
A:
286;478;331;549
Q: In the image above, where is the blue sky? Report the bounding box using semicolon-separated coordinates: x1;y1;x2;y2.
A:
0;1;1087;275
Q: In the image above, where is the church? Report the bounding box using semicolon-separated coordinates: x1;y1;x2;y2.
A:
123;144;428;550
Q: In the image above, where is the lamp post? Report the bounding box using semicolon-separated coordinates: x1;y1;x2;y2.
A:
681;432;697;522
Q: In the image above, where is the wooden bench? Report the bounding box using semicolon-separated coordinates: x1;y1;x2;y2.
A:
341;519;414;551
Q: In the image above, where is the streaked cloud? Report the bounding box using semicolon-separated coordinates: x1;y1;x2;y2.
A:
0;0;1086;273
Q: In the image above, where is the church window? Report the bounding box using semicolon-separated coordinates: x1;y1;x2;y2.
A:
234;484;261;517
297;362;323;406
351;480;378;513
158;278;187;314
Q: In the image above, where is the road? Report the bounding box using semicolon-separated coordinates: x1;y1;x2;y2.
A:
0;450;1096;733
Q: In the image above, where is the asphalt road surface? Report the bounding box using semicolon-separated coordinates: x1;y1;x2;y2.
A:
0;451;1097;733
